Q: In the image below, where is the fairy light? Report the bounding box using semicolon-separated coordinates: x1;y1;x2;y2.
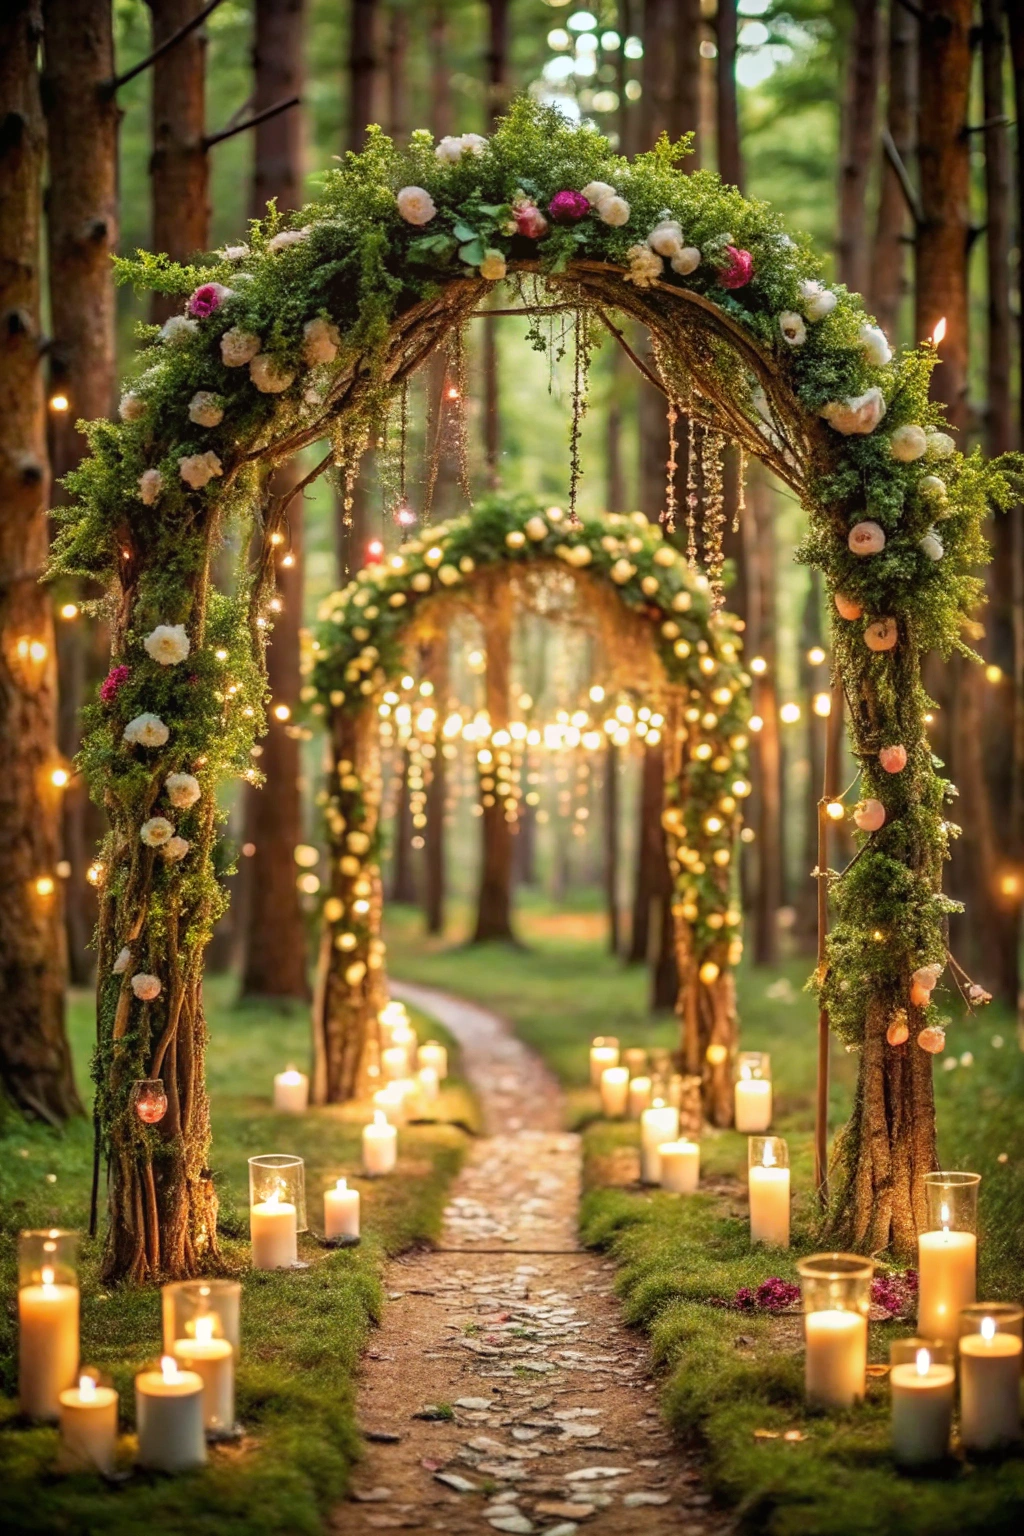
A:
985;664;1002;683
273;703;291;721
807;646;826;666
49;393;69;413
366;539;384;562
269;531;284;547
50;767;69;788
281;552;295;568
749;655;767;674
59;603;79;621
779;701;801;724
812;692;832;717
86;861;103;886
35;876;55;896
748;714;763;732
826;800;845;821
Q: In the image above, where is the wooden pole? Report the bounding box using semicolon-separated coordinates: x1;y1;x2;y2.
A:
814;680;841;1203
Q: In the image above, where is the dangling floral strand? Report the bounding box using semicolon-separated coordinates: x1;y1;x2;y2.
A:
701;428;727;608
568;306;592;526
734;445;746;533
663;397;679;532
685;414;699;567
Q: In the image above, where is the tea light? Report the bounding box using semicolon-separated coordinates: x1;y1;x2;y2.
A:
748;1136;790;1247
135;1356;206;1471
172;1314;234;1433
890;1347;954;1466
590;1037;620;1086
798;1253;873;1409
659;1139;700;1194
418;1040;448;1079
18;1230;79;1421
324;1177;360;1243
362;1110;397;1175
58;1374;118;1474
959;1312;1023;1452
600;1065;629;1118
917;1172;979;1347
640;1102;679;1184
734;1051;772;1132
382;1044;410;1081
273;1064;309;1114
628;1075;653;1119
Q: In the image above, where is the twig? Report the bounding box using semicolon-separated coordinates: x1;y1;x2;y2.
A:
882;128;923;227
595;309;667;397
205;95;300;151
105;0;225;94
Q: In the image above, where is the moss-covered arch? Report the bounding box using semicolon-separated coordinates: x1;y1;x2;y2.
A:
307;494;750;1120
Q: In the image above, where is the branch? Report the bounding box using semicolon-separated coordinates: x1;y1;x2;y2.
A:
204;94;301;151
595;309;668;398
105;0;225;94
881;127;923;228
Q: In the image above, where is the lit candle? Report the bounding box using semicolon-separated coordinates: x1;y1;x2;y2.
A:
734;1067;772;1133
959;1316;1023;1452
628;1075;653;1119
373;1081;408;1125
600;1065;629;1118
172;1314;234;1434
417;1065;440;1105
640;1102;680;1184
748;1138;790;1247
918;1205;976;1347
804;1310;868;1409
417;1040;448;1079
590;1038;620;1086
19;1264;79;1421
659;1139;700;1194
135;1356;206;1471
890;1347;954;1467
324;1177;360;1243
362;1110;397;1175
382;1045;409;1081
272;1064;309;1114
249;1187;298;1270
58;1374;118;1474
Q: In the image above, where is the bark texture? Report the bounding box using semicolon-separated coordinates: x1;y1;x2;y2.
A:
715;0;743;190
473;572;516;943
423;635;448;936
836;0;882;295
870;0;917;337
347;0;380;152
146;0;209;325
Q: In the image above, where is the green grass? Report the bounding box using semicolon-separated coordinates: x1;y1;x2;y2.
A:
0;976;476;1536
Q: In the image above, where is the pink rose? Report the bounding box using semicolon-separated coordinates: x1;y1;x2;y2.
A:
547;189;591;224
514;202;549;240
717;246;754;290
187;283;230;319
100;665;130;704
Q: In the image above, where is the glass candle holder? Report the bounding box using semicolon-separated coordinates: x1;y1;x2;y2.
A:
378;999;408;1048
627;1075;653;1119
889;1336;950;1367
132;1078;168;1125
589;1036;620;1086
959;1304;1023;1452
734;1051;772;1132
599;1065;629;1119
797;1253;873;1409
623;1047;648;1078
162;1280;240;1437
18;1229;79;1421
748;1136;790;1247
417;1040;448;1079
248;1155;305;1270
918;1171;980;1346
890;1344;955;1468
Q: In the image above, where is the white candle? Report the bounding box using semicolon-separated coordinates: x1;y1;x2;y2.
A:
272;1065;308;1114
417;1065;440;1105
959;1319;1023;1451
135;1356;206;1471
172;1315;234;1433
805;1310;868;1408
250;1189;298;1269
600;1066;629;1118
418;1040;448;1079
363;1110;397;1175
890;1348;954;1466
917;1226;976;1346
628;1075;653;1119
749;1151;790;1247
659;1139;700;1194
590;1042;619;1086
58;1375;118;1474
640;1103;679;1183
382;1045;409;1081
324;1177;360;1241
734;1076;772;1133
372;1082;408;1124
18;1266;79;1421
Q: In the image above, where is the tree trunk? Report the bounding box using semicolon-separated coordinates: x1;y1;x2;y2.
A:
715;0;743;190
384;1;408;142
251;0;306;222
642;0;700;156
473;573;516;943
42;0;118;987
428;4;453;139
1008;0;1024;1035
628;741;664;962
347;0;379;152
146;0;209;326
749;467;781;964
870;0;917;337
0;0;80;1125
836;0;882;295
482;0;509;491
390;748;417;902
796;575;824;948
423;638;448;935
604;740;621;955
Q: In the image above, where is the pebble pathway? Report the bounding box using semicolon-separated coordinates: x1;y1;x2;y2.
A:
335;980;728;1536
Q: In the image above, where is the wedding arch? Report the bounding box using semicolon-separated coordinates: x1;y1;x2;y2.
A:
53;99;1007;1281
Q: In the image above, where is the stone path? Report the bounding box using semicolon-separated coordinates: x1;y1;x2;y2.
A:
334;980;727;1536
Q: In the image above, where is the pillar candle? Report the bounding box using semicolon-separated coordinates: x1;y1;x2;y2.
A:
362;1110;397;1175
749;1162;790;1247
890;1349;954;1467
640;1104;680;1184
417;1040;448;1079
18;1266;79;1421
417;1065;440;1105
590;1042;619;1087
135;1357;206;1471
382;1045;409;1081
324;1177;360;1241
734;1077;772;1133
917;1228;976;1346
804;1311;867;1408
600;1066;629;1118
659;1139;700;1194
58;1376;118;1474
959;1321;1023;1452
372;1082;407;1125
250;1189;298;1269
172;1316;234;1433
628;1076;653;1119
272;1065;309;1115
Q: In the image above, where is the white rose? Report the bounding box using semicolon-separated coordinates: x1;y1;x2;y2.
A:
138;468;163;505
144;624;190;666
119;392;146;422
140;816;174;847
919;474;948;502
859;322;892;367
179;450;223;489
220;243;250;262
161;835;191;862
799;279;837;321
434;135;464;163
648;219;684;258
188;390;224;428
778;311;806;346
581;181;615;206
919;529;944;561
123;713;169;748
670;246;701;276
890;424;928;462
925;430;955;459
820;387;886;436
597;194;630;227
165;772;201;808
249;354;296;394
113;946;132;975
460;133;487;156
396;186;436;225
302;316;341;366
267;227;310;253
220;327;261;367
131;973;162;1001
626;244;663;287
160;315;197;347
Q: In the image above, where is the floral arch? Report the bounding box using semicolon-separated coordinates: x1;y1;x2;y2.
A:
306;493;750;1122
53;99;1009;1281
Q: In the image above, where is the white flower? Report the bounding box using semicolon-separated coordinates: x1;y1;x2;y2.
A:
925;430;955;459
597;194;630;227
625;243;663;287
302;317;341;366
112;946;132;975
249;354;296;394
890;424;927;462
188;391;224;428
220;243;250;262
138;468;163;505
267;227;310;253
123;713;169;748
919;474;948;502
820;387;886;436
165;771;201;808
670;247;701;276
435;135;465;163
220;327;261;367
582;180;615;206
119;392;146;422
919;529;944;561
859;322;892;367
140;816;174;847
479;249;507;281
131;973;162;1001
778;311;806;346
460;133;487;156
179;450;223;488
799;279;837;321
144;624;190;666
161;835;190;862
647;218;684;258
396;186;436;225
160;314;198;347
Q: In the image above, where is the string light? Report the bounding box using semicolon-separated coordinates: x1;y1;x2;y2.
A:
59;603;79;621
749;656;767;674
50;767;69;788
269;531;284;547
366;539;384;562
748;714;763;732
779;701;801;724
86;861;103;885
812;692;831;717
807;646;826;665
826;800;845;821
48;393;69;413
273;703;291;721
985;664;1002;683
35;876;55;896
281;552;295;568
1000;873;1021;898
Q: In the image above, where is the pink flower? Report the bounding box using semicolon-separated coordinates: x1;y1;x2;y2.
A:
717;246;754;290
100;665;130;703
548;189;591;224
187;283;230;319
514;202;548;240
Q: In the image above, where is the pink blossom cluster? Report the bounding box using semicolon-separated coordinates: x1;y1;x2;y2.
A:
100;664;130;703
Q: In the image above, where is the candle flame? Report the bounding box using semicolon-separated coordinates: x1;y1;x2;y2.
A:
161;1355;180;1383
336;1177;347;1191
981;1315;996;1342
939;1201;950;1233
265;1187;281;1209
281;1066;302;1083
373;1109;388;1127
931;317;947;346
915;1348;931;1376
194;1314;214;1344
41;1265;55;1288
763;1142;776;1169
79;1374;96;1401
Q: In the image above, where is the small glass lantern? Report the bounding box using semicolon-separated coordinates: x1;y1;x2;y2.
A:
132;1078;168;1125
959;1302;1023;1344
889;1335;950;1367
163;1279;241;1356
18;1230;79;1422
734;1051;772;1132
918;1171;980;1345
797;1252;873;1409
19;1227;78;1288
958;1304;1023;1452
747;1136;790;1247
622;1046;648;1078
923;1170;980;1233
248;1154;306;1230
589;1035;620;1086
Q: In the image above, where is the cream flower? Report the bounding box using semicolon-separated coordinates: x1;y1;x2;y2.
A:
220;327;261;367
581;180;616;206
123;713;169;748
220;243;250;262
670;247;701;276
460;133;487;156
161;835;190;862
820;387;886;436
160;314;198;347
144;624;190;666
131;973;162;1001
113;946;132;975
597;194;630;227
249;353;295;394
140;816;174;848
611;558;635;583
119;391;146;422
165;771;201;808
179;450;223;489
188;390;224;428
626;244;663;287
925;430;955;459
778;311;806;346
396;186;437;225
524;515;548;541
919;474;948;502
919;529;944;561
479;249;507;281
267;227;310;253
647;218;684;258
859;322;892;367
567;544;592;567
890;424;927;462
138;468;163;505
302;316;341;366
799;279;837;321
435;135;465;163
